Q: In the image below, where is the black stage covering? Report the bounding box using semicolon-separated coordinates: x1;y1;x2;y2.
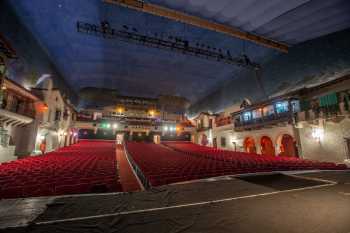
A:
4;172;350;233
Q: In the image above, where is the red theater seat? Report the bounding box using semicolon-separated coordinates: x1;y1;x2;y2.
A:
124;141;348;187
0;140;122;199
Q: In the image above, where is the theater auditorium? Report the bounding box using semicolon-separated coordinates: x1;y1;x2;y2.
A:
0;0;350;232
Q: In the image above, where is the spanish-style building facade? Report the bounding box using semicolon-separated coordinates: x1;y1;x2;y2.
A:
192;74;350;165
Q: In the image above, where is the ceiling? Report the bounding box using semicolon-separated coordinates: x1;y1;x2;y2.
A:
150;0;350;44
6;0;350;104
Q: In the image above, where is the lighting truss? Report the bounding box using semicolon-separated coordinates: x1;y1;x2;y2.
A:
76;21;261;70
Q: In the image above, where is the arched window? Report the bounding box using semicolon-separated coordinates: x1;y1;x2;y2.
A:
244;137;256;154
260;136;275;156
278;134;298;157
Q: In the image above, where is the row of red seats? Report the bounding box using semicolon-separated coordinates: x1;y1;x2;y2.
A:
126;142;246;186
163;141;348;171
0;140;122;199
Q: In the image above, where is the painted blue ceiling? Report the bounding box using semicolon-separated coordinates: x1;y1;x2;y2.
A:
5;0;350;104
150;0;350;44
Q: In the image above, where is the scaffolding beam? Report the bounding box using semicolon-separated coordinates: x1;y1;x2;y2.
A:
103;0;289;53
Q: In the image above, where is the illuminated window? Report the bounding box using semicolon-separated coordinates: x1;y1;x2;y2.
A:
252;109;262;119
275;101;289;114
243;112;252;121
263;105;274;116
291;100;300;112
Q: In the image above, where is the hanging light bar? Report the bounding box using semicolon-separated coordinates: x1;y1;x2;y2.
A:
76;21;261;70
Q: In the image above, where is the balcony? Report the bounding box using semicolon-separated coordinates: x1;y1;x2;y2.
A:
296;101;349;122
215;116;232;128
1;98;35;119
196;125;212;132
76;115;93;122
234;111;292;131
0;95;35;127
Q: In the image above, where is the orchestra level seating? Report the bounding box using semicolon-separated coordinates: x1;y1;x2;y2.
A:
125;141;348;187
0;140;122;199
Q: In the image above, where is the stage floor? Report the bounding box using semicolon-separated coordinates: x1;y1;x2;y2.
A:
2;170;350;233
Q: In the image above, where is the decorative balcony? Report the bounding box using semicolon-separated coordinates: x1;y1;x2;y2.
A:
234;111;293;131
0;88;37;127
1;94;35;119
215;116;232;128
296;101;349;123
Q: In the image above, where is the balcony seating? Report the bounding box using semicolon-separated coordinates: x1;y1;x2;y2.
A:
0;140;122;199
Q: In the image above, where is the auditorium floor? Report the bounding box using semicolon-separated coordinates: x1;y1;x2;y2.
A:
1;170;350;233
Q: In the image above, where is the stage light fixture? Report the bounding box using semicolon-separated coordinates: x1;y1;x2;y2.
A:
76;21;261;70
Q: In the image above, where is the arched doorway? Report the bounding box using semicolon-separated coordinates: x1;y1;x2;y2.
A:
279;134;298;157
260;136;275;156
244;137;256;153
201;134;208;146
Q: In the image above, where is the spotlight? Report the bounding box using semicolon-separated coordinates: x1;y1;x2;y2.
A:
113;123;118;129
163;126;168;131
106;123;111;129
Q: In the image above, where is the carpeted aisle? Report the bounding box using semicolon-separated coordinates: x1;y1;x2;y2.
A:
116;145;141;192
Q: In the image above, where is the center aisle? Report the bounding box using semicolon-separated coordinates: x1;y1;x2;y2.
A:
116;145;142;192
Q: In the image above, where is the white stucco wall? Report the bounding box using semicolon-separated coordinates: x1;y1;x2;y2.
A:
212;125;295;155
0;145;16;163
298;118;350;164
0;125;17;162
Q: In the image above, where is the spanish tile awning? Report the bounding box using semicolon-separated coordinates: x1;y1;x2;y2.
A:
0;109;33;127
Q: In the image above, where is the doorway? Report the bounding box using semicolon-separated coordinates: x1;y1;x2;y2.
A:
279;134;297;157
260;136;275;156
244;137;256;153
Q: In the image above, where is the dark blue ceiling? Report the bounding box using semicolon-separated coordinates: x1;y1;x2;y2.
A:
5;0;350;104
150;0;350;44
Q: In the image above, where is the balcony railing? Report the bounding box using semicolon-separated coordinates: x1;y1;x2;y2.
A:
296;101;349;122
1;96;35;119
234;111;292;130
196;126;211;132
215;116;232;127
